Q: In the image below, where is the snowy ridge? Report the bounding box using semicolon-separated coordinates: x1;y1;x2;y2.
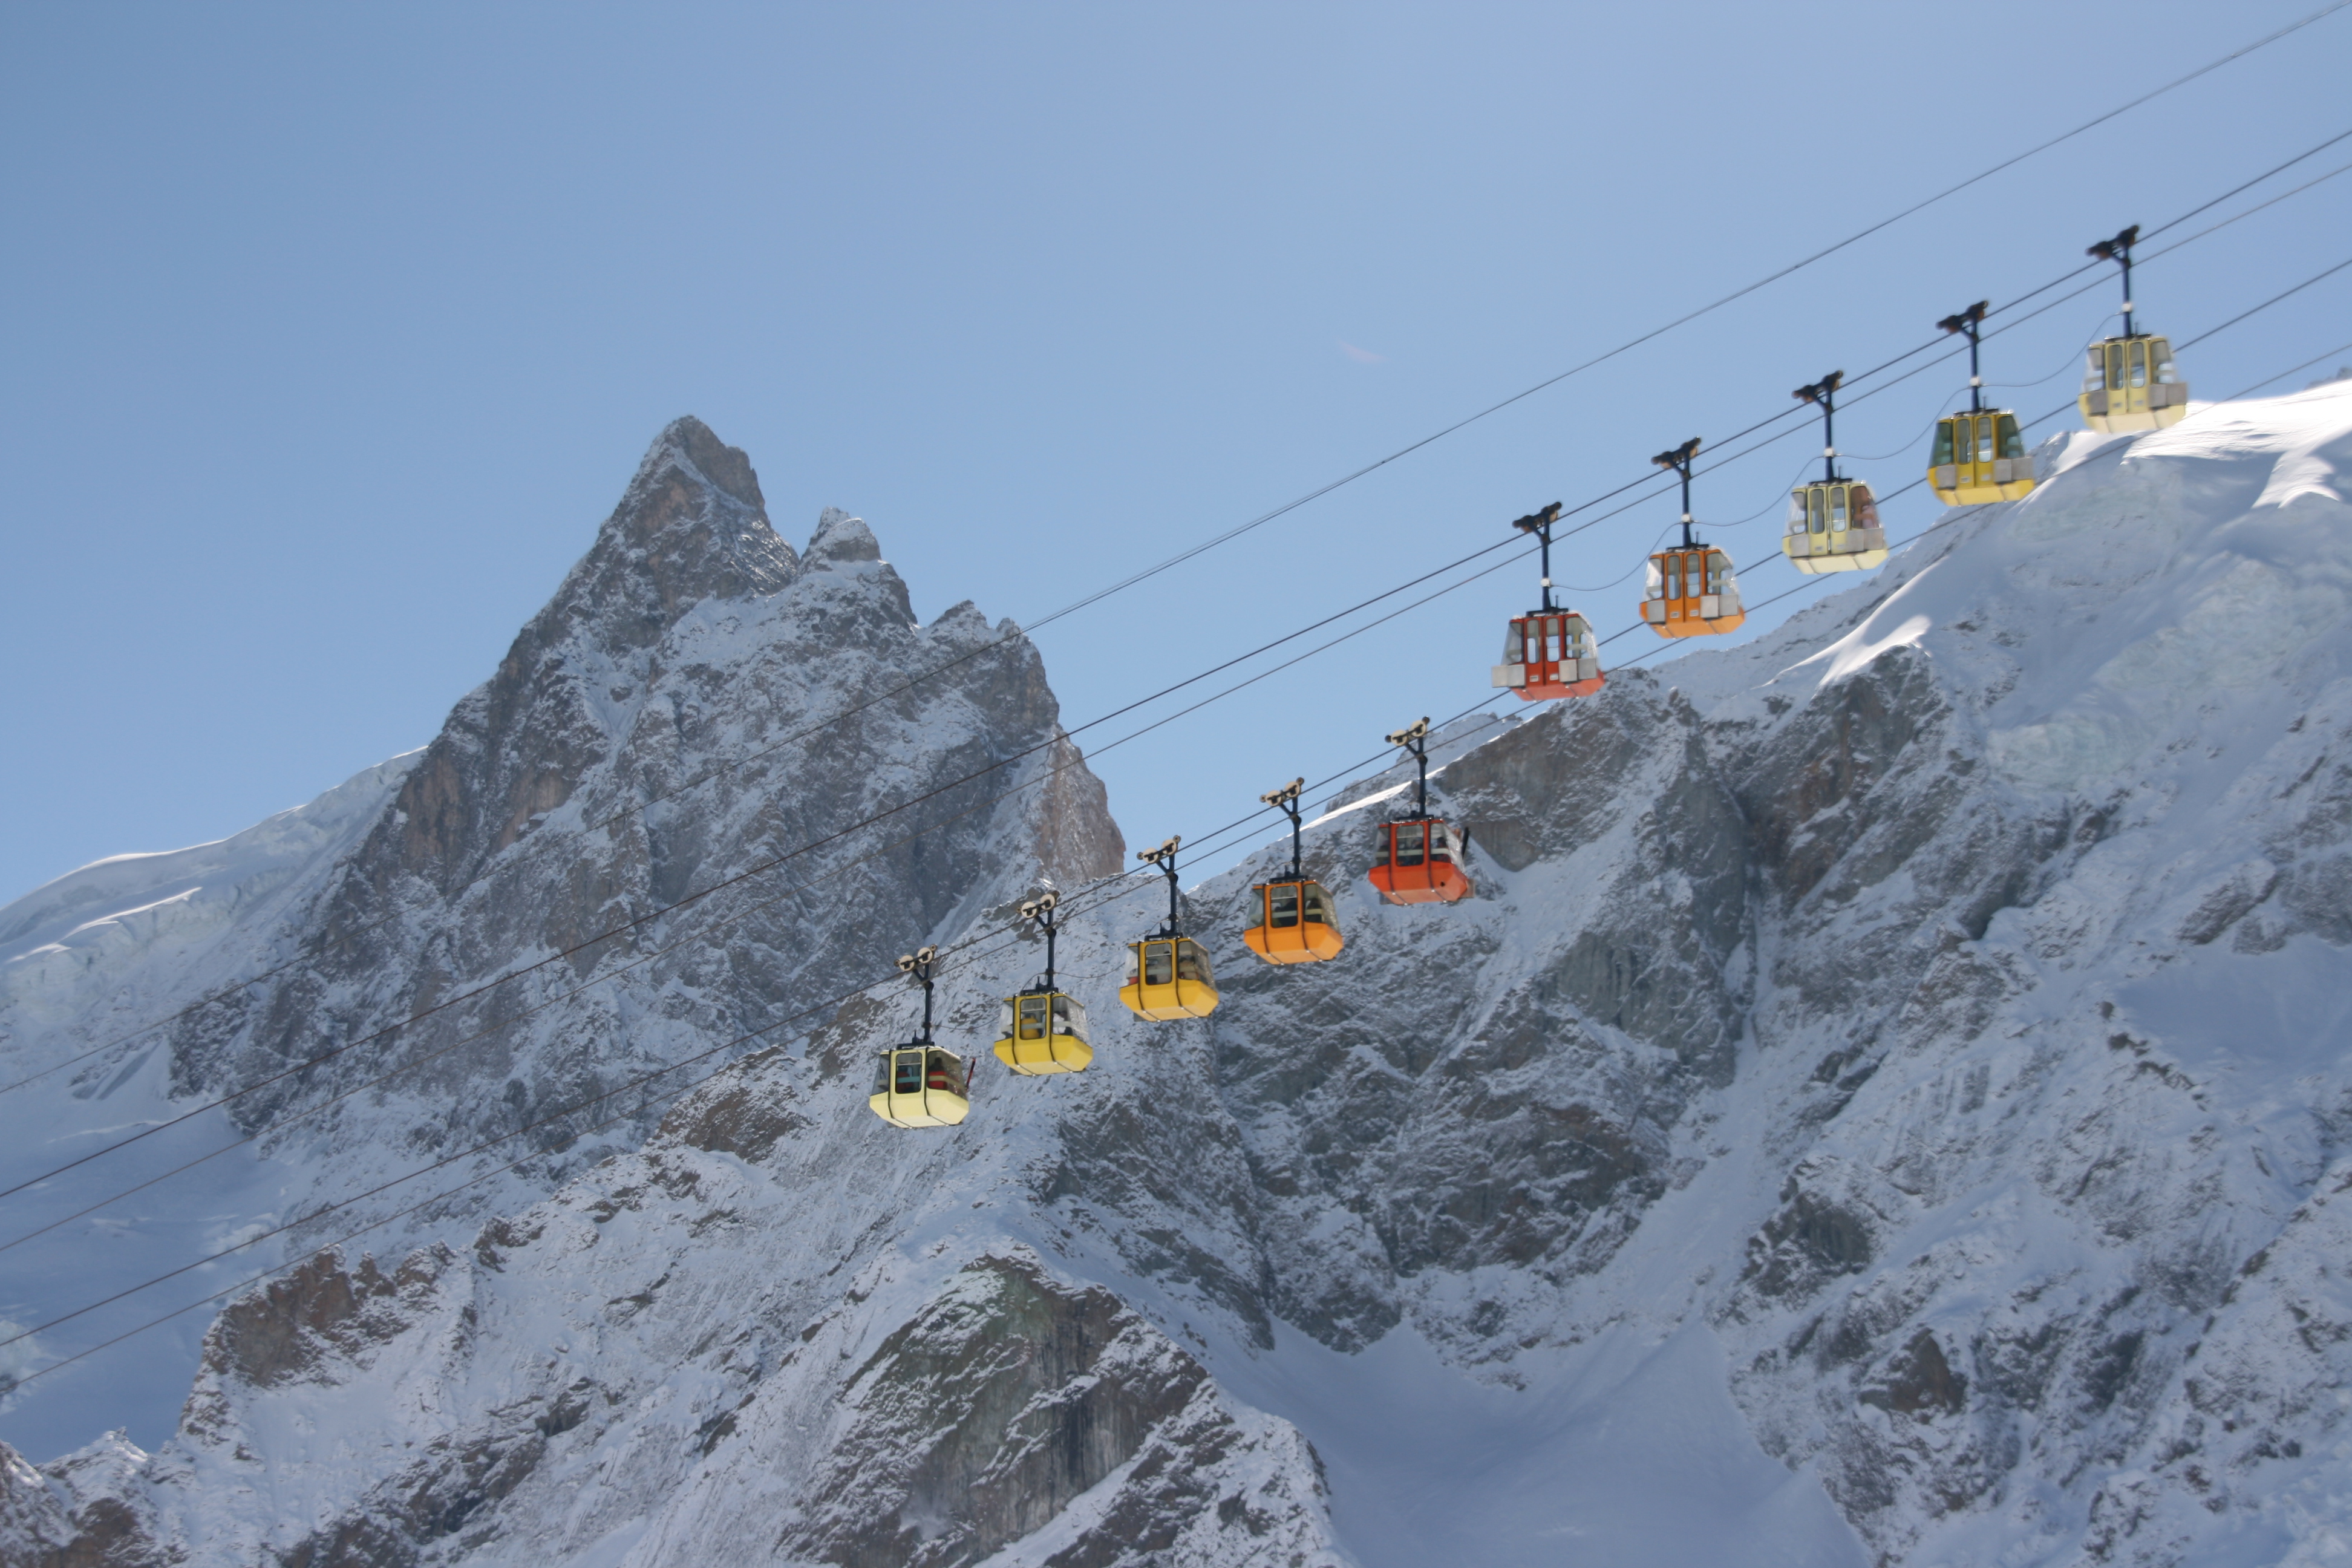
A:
6;385;2352;1565
0;750;420;1081
0;417;1123;1462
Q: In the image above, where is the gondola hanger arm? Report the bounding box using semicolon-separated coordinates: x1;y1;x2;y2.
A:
1385;716;1431;748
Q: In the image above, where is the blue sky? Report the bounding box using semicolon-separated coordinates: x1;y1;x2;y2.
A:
2;1;2348;903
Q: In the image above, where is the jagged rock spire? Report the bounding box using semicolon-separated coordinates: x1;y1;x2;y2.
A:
528;416;798;659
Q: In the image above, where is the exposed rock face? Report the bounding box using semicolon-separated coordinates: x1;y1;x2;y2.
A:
178;417;1122;1235
15;1090;1347;1568
0;1433;163;1568
0;416;1122;1469
12;388;2352;1566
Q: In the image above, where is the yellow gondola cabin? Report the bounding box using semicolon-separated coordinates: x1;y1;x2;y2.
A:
995;990;1092;1074
1243;879;1344;963
1783;481;1887;573
1930;411;2036;505
1928;301;2041;506
1120;837;1222;1020
869;947;972;1128
1122;935;1220;1019
996;891;1094;1074
1781;371;1887;574
1242;778;1343;964
2080;335;2188;433
2079;226;2189;434
869;1044;972;1128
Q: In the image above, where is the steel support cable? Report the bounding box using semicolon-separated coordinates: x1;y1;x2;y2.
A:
1596;186;2352;560
0;534;1546;1230
1606;283;2352;662
2174;255;2352;351
16;149;2351;1232
1;539;1527;1114
21;98;2351;1109
18;35;2343;1103
1451;122;2352;573
1;693;1517;1373
10;693;1530;1359
2143;127;2352;240
2145;157;2352;255
0;851;1164;1384
2229;342;2352;399
0;530;1553;1195
27;258;2352;1393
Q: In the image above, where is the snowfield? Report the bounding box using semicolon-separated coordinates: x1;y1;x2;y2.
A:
4;385;2351;1566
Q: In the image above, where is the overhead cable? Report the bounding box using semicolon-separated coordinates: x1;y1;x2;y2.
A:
13;18;2340;1102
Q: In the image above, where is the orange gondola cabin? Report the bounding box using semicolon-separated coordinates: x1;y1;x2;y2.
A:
1639;544;1746;636
1638;440;1746;638
1493;503;1606;701
1367;718;1471;905
1371;818;1470;904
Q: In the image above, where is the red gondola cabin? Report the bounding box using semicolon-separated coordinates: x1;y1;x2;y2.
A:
1493;611;1604;701
1370;817;1470;904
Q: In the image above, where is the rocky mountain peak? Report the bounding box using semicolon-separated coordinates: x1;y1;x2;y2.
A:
21;388;2352;1567
0;417;1126;1473
804;505;883;566
531;416;797;660
639;413;766;512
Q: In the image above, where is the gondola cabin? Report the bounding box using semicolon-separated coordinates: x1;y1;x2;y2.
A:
1492;612;1603;701
1243;878;1344;964
1639;546;1745;636
868;1045;971;1128
1929;411;2037;506
1783;482;1889;574
2080;335;2188;433
994;989;1092;1076
1121;936;1220;1019
1370;818;1470;904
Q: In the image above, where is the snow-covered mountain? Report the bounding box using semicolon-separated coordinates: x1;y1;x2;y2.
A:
0;417;1120;1458
6;383;2352;1566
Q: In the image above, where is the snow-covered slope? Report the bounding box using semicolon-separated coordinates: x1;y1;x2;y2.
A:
7;382;2352;1567
0;417;1122;1459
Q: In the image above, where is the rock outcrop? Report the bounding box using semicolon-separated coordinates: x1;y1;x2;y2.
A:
11;385;2352;1565
0;417;1122;1462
